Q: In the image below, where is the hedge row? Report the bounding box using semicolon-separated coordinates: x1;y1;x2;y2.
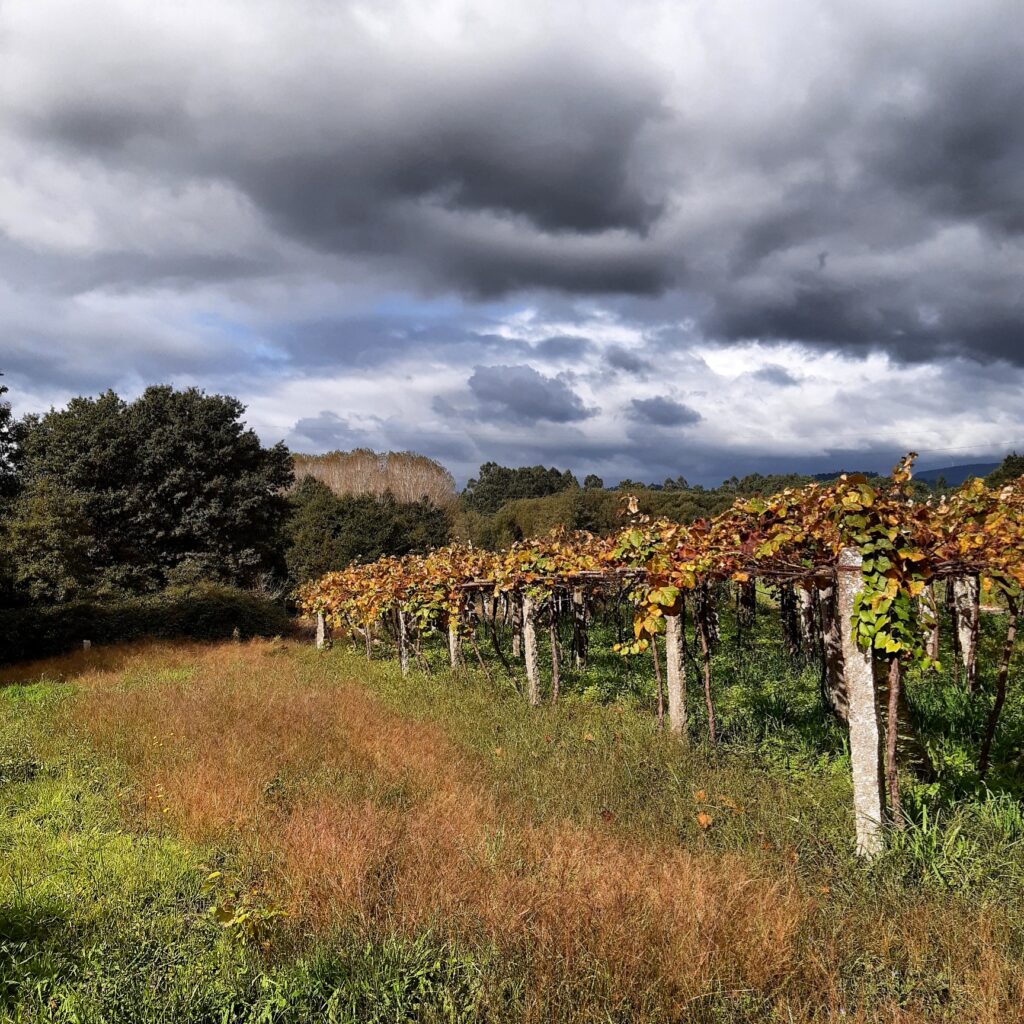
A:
0;584;291;664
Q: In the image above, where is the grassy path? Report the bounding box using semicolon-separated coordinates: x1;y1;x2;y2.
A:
1;640;1022;1022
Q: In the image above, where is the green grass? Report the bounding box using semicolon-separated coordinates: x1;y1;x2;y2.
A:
0;681;498;1024
1;597;1023;1021
357;616;1024;898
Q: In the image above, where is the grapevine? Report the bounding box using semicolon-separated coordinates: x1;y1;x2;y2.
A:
300;457;1024;667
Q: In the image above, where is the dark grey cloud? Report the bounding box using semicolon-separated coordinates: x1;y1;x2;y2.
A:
5;0;1023;357
533;336;594;361
605;345;653;376
464;364;596;425
751;365;799;387
268;318;532;370
861;41;1024;238
4;0;1024;487
708;278;1024;364
234;64;662;241
288;411;366;452
628;396;701;427
18;36;668;298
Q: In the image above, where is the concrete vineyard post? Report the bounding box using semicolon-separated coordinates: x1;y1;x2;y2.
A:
837;547;886;858
549;611;561;703
315;612;327;650
572;587;588;670
512;596;523;659
397;611;410;676
798;587;815;650
923;582;940;661
522;593;541;707
448;613;463;670
665;611;688;739
953;576;980;690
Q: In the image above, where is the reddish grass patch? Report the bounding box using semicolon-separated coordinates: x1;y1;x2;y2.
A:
61;640;1024;1020
69;640;807;1010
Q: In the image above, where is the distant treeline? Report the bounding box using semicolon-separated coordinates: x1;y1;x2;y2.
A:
452;466;819;550
1;377;1020;655
298;449;1024;555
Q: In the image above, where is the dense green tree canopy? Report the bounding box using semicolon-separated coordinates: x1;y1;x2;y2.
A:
455;470;833;549
0;378;22;504
988;452;1024;489
462;462;578;515
4;479;92;603
13;386;293;596
286;478;450;585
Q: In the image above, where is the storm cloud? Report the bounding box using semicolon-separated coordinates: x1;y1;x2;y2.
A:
2;0;1023;484
465;365;596;425
628;397;702;428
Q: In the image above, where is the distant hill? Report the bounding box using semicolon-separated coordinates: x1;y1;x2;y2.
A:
914;463;999;486
810;463;1000;487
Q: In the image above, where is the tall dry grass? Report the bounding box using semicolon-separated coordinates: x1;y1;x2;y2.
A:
69;641;805;1015
292;449;456;507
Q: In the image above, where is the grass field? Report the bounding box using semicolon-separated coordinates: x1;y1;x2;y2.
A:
1;627;1023;1022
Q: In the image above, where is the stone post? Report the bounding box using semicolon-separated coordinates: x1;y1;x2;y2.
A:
665;612;687;739
572;587;588;670
448;613;463;670
837;547;886;858
953;576;979;690
798;586;816;650
522;593;541;707
397;611;410;676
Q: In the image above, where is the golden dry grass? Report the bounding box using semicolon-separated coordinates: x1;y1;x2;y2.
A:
35;638;1022;1021
66;640;807;1014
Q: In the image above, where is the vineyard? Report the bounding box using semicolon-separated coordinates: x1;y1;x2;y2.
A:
301;456;1024;856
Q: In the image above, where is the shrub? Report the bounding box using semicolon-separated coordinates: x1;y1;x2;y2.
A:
0;584;290;664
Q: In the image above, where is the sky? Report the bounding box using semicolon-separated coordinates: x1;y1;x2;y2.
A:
2;0;1022;486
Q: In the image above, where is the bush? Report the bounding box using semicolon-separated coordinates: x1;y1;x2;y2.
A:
286;479;450;585
0;584;290;664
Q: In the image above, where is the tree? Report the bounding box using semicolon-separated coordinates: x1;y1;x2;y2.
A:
988;452;1024;489
583;474;604;490
0;374;26;605
286;478;450;585
0;375;22;504
17;386;294;595
4;479;92;602
461;462;578;515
